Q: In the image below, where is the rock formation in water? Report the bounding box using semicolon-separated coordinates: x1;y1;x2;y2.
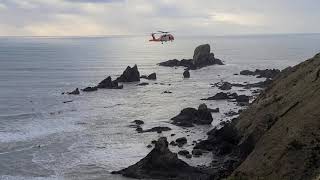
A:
67;88;80;95
111;137;210;179
171;103;213;127
116;64;140;82
97;76;123;89
183;70;190;78
159;44;224;69
141;72;156;80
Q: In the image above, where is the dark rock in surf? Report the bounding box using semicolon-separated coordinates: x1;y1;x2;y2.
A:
240;69;280;79
176;137;188;147
183;70;190;78
171;104;213;127
141;72;157;80
132;120;144;125
236;95;250;103
137;82;149;86
67;88;80;95
201;92;237;100
97;76;123;89
139;126;172;133
111;137;210;179
82;86;98;92
116;65;140;82
162;91;172;94
178;150;190;157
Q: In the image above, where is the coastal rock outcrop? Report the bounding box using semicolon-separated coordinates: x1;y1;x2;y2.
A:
97;76;123;89
116;65;140;82
201;92;238;100
194;53;320;179
171;103;213;127
112;137;210;179
240;69;280;79
158;44;224;69
141;72;156;80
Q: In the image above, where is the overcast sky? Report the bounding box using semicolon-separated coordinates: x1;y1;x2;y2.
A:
0;0;319;36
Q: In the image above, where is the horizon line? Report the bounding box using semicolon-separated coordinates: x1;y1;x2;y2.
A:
0;32;319;38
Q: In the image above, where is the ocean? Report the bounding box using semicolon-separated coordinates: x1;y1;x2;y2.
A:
0;34;319;180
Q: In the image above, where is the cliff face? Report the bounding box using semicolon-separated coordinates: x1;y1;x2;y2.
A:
230;53;320;179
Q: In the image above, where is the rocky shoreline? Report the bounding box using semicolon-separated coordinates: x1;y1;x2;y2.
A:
63;44;319;180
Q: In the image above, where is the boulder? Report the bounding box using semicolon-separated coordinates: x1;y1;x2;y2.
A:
215;82;232;90
116;65;140;82
178;150;190;157
82;86;98;92
111;137;210;179
183;70;190;78
176;137;187;146
162;91;172;94
67;88;80;95
171;104;213;127
147;73;156;80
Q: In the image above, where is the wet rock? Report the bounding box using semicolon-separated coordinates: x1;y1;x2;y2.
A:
183;70;190;78
147;73;156;80
147;144;152;148
192;149;203;156
236;95;250;103
136;127;143;133
225;111;239;117
171;134;176;136
178;150;190;157
240;69;280;79
158;59;181;67
67;88;80;95
208;108;220;113
63;100;73;104
213;81;232;90
132;120;144;125
201;92;237;100
116;65;140;82
111;137;210;179
171;104;213;127
170;141;177;146
176;137;187;147
141;73;156;80
97;76;122;89
82;86;98;92
137;82;149;86
162;91;172;94
140;126;172;133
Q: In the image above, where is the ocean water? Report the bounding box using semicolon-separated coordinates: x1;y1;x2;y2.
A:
0;34;319;180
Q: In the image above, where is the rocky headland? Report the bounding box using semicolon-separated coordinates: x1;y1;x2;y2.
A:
114;52;320;180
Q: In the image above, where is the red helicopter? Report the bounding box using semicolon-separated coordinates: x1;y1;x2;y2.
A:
149;31;174;43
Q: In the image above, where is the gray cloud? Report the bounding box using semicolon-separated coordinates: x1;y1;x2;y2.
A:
0;0;319;36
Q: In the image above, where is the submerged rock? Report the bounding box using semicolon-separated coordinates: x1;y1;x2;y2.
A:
201;92;237;100
112;137;210;179
67;88;80;95
132;120;144;125
171;104;213;127
82;86;98;92
137;82;149;86
116;65;140;82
